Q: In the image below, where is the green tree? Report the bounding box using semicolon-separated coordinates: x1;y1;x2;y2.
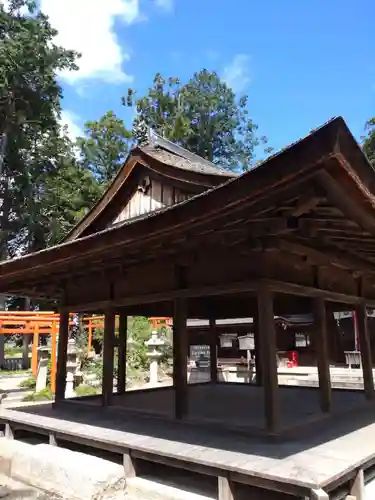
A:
76;111;133;186
363;118;375;167
125;70;270;171
0;0;79;259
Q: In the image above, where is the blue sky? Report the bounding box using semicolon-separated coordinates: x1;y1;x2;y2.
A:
40;0;374;159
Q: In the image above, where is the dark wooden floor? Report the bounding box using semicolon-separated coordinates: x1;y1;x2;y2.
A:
72;383;367;432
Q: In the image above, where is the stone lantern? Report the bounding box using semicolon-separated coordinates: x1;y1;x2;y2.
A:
145;330;165;385
65;338;78;398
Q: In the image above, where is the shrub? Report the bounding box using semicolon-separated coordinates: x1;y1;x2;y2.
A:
19;376;36;390
23;387;53;401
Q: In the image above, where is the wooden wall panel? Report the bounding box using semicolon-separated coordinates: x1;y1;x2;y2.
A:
115;261;175;297
110;178;192;226
150;180;163;211
162;184;174;206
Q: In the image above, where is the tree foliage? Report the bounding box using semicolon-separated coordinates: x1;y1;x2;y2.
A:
125;70;270;171
0;0;81;256
76;111;132;186
363;118;375;167
0;0;102;264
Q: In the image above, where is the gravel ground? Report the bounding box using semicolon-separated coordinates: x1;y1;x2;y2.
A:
0;474;61;500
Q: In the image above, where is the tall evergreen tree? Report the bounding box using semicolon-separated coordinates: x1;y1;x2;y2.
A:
363;117;375;167
125;70;271;171
76;111;132;186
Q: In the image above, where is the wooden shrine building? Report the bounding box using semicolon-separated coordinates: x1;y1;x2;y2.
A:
1;118;375;429
4;118;375;498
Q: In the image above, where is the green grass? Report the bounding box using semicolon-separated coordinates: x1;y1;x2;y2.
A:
23;387;53;402
19;375;36;390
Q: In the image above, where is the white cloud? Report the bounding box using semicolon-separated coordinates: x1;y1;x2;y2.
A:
1;0;30;14
223;54;251;93
40;0;141;84
60;110;83;141
155;0;173;12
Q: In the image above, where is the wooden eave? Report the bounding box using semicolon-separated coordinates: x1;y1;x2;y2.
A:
3;117;375;306
64;148;235;242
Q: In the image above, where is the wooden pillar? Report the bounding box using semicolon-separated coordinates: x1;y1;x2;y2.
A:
55;311;69;402
102;308;115;406
253;310;262;386
50;320;57;394
22;322;30;370
313;297;331;413
209;317;218;383
0;332;4;369
88;320;93;351
173;297;188;420
22;299;31;370
31;324;39;376
117;313;127;395
356;302;375;400
257;286;279;433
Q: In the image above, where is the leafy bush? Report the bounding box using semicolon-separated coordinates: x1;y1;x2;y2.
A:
127;340;148;371
75;384;98;397
19;376;36;390
86;358;103;384
23;387;53;401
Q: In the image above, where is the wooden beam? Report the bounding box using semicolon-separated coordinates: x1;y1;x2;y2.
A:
355;302;375;400
55;311;69;402
317;169;375;236
274;238;375;275
173;297;188;420
290;193;322;217
65;274;375;313
253;309;262;386
263;279;375;307
117;313;127;395
313;297;331;413
102;308;115;406
64;280;259;312
257;285;279;433
209;318;217;383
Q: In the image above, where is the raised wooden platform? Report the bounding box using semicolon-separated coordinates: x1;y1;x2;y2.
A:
0;384;375;499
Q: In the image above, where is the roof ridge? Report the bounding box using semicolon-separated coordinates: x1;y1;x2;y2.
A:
148;129;231;173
